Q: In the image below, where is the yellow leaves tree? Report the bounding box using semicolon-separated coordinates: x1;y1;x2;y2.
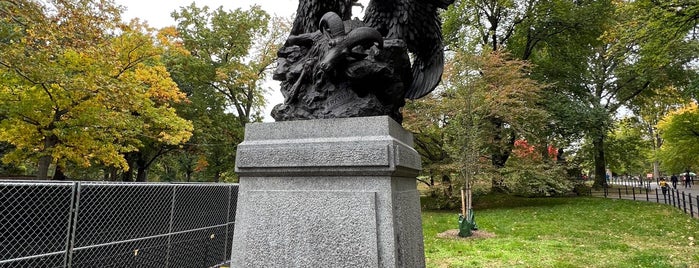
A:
150;4;285;182
657;103;699;172
0;0;192;179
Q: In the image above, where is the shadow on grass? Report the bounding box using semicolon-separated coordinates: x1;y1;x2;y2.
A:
422;193;585;211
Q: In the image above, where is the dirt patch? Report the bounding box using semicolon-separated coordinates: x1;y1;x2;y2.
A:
436;229;496;240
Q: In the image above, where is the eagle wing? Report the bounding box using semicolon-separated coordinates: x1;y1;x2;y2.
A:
364;0;453;99
290;0;356;36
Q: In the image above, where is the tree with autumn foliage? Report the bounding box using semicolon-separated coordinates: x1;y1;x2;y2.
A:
443;50;551;192
152;4;285;182
404;49;553;200
657;103;699;173
0;0;192;179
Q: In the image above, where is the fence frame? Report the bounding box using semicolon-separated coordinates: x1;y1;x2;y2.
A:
0;180;238;268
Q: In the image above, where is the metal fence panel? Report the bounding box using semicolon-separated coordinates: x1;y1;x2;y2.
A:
0;182;75;267
172;185;229;232
0;181;238;267
73;183;174;247
71;235;169;268
169;225;228;267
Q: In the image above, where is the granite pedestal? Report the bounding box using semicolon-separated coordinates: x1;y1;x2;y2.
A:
230;116;425;267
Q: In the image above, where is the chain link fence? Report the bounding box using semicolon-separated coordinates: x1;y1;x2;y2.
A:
0;181;238;267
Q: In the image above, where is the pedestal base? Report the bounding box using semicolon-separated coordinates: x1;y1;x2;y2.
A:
231;116;425;267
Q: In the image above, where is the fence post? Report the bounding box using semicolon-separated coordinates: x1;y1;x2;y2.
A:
655;188;659;203
689;193;694;218
632;188;636;200
65;182;81;268
682;192;688;214
645;187;649;202
618;188;622;199
670;189;675;206
604;185;608;198
165;184;179;268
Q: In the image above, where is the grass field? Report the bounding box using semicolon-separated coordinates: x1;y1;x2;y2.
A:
422;195;699;267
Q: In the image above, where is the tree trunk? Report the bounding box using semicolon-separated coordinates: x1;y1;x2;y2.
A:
53;165;68;180
121;169;133;182
37;134;59;179
102;167;118;181
557;148;565;163
442;175;452;198
136;166;148;182
37;156;51;179
652;128;662;182
121;153;136;182
653;160;660;182
489;117;515;191
592;135;607;188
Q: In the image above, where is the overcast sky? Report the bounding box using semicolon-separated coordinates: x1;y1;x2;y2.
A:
116;0;297;28
115;0;298;121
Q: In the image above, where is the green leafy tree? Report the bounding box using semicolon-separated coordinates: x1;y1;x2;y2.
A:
585;0;697;187
0;0;192;179
627;86;687;179
155;4;285;181
442;0;698;189
403;97;453;188
170;3;278;125
511;0;697;188
616;0;699;178
442;0;608;173
604;117;652;177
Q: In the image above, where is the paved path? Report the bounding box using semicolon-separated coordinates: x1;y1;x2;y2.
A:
654;182;699;196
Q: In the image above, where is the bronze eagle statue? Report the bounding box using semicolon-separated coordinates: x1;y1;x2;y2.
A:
272;0;453;123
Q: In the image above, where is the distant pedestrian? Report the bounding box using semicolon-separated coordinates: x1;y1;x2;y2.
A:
670;174;679;189
685;172;692;189
660;178;669;197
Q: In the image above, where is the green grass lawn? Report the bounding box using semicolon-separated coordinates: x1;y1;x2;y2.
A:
422;195;699;268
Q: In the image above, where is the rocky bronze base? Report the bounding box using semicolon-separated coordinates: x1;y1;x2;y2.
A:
272;15;411;124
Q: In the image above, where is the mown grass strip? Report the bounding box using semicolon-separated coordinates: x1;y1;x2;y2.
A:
423;196;699;268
